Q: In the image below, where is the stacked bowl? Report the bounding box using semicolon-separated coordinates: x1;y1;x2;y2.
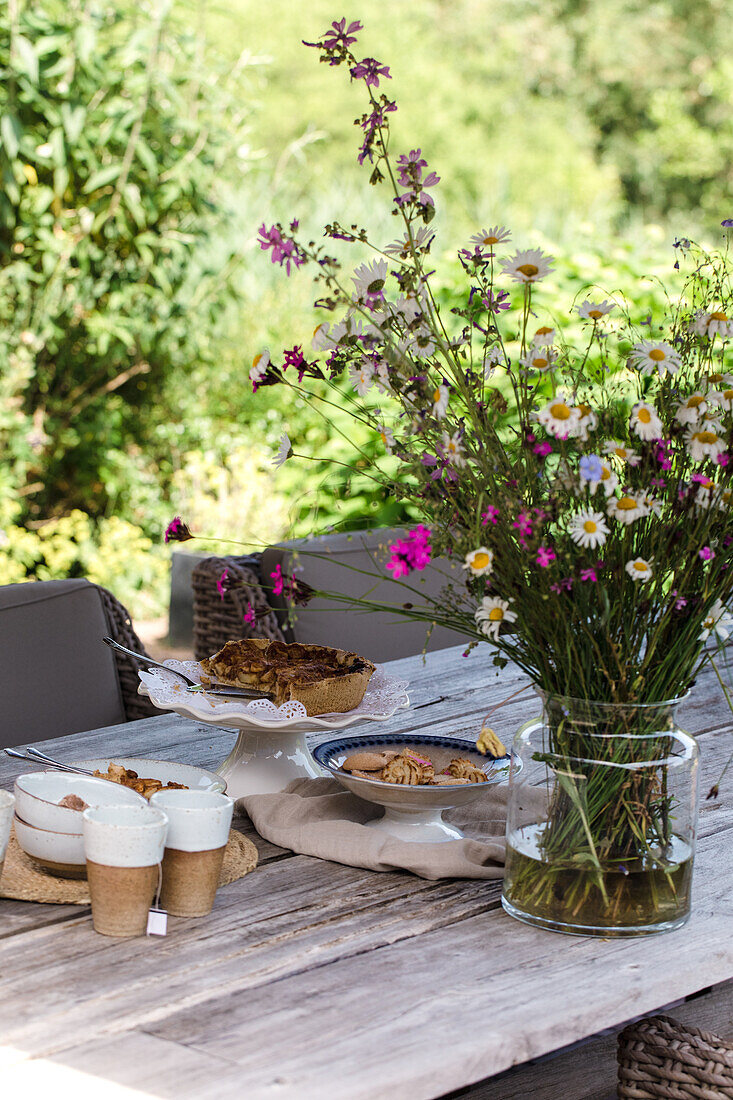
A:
13;773;146;878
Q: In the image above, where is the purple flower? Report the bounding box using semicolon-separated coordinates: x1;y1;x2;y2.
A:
358;100;397;164
482;290;511;313
579;454;603;482
654;438;672;471
533;441;552;459
481;506;500;526
536;546;556;568
217;569;229;600
283;345;309;381
722;219;733;228
699;546;715;561
164;516;192;543
350;57;391;87
716;451;730;467
257;223;306;276
580;567;598;583
323;18;362;50
243;603;256;628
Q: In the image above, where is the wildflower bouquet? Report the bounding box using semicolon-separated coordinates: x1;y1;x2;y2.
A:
187;18;733;931
252;17;733;710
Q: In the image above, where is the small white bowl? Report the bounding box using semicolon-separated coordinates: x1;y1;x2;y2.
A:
14;772;146;835
14;814;86;878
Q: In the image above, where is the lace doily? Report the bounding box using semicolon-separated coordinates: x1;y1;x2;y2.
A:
138;661;409;731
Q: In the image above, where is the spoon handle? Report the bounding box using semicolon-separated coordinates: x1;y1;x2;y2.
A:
4;747;94;777
102;636;196;686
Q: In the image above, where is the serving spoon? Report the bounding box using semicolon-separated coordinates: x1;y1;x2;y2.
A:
4;746;96;776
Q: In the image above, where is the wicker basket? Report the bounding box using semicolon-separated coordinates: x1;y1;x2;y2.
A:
97;585;160;723
618;1014;733;1099
192;555;285;662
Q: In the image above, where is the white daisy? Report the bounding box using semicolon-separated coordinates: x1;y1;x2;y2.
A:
393;295;423;322
431;383;449;419
607;492;648;526
568;510;609;549
273;432;292;468
442;430;466;467
483;344;506;378
410;325;437;358
711;385;733;413
384;226;435;258
625;557;653;582
575;402;598;441
629;339;681;377
374;359;392;393
469;225;512;249
311;323;331;351
630;402;663;441
603;440;641;466
327;318;367;348
249;349;270;384
691;310;733;341
348;360;375;396
705;372;733;390
587;460;619;497
475;596;517;640
686;426;727;463
352;259;388;300
695;476;719;509
577;299;615;322
500;248;554;284
520;347;557;374
536;395;581;439
532;326;556;346
463;547;494;577
378;424;395;452
699;598;733;641
675;393;708;426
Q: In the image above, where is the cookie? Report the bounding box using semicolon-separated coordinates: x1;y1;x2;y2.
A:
447;758;489;783
429;775;473;786
476;726;507;758
380;756;426;785
341;750;398;772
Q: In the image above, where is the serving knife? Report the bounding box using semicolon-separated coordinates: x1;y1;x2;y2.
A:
102;636;271;699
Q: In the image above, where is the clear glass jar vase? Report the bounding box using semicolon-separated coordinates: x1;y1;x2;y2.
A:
502;694;700;937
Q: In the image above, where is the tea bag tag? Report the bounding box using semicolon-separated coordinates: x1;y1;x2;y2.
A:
147;907;168;936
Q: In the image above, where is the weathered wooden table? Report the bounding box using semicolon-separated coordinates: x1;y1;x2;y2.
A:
1;645;732;1100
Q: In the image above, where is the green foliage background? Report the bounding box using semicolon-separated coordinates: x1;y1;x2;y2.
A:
2;0;732;618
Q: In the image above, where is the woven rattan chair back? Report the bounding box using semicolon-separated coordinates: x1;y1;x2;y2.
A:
618;1013;733;1099
97;585;160;723
192;555;285;662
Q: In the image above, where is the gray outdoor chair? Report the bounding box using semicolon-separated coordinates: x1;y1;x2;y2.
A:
260;528;469;663
0;578;158;749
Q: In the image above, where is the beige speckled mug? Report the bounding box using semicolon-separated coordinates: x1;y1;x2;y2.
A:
82;804;168;937
150;790;233;917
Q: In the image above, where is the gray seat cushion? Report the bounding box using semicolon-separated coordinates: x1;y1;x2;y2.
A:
261;529;469;663
0;579;126;748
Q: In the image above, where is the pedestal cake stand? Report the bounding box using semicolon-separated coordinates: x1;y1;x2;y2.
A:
138;662;410;798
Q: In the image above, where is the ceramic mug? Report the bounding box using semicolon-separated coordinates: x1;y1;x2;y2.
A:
150;790;233;917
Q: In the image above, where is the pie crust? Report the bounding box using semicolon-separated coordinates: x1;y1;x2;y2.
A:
200;638;376;716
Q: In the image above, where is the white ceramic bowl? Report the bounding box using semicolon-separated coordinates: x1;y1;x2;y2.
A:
14;814;86;878
14;772;146;835
312;734;514;843
72;758;226;795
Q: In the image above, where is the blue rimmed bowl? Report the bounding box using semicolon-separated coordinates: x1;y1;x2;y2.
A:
311;732;514;843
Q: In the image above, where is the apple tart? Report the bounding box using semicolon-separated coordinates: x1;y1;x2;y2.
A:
200;638;376;716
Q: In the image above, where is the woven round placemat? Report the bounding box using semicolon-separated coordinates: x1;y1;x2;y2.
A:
0;826;258;905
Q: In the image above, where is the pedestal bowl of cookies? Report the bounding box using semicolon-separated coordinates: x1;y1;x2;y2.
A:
311;731;514;842
136;639;409;797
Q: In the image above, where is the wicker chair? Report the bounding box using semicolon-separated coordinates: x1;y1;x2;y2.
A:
96;585;160;723
618;1014;733;1098
191;555;285;662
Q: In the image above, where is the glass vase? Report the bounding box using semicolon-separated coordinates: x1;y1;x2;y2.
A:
502;694;700;937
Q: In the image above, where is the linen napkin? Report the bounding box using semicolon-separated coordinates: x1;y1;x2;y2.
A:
238;777;514;880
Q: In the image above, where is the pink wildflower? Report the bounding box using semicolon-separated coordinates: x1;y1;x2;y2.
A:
386;526;432;578
270;564;285;596
580;567;598;582
534;442;552;458
164;516;192;543
699;546;715;561
536;546;557;568
243;603;256;628
216;569;229;600
481;506;499;526
716;452;730;467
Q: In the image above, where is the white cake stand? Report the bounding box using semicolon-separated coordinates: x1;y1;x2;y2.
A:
138;662;410;798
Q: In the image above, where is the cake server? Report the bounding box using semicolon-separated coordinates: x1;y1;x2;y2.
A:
102;636;271;698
